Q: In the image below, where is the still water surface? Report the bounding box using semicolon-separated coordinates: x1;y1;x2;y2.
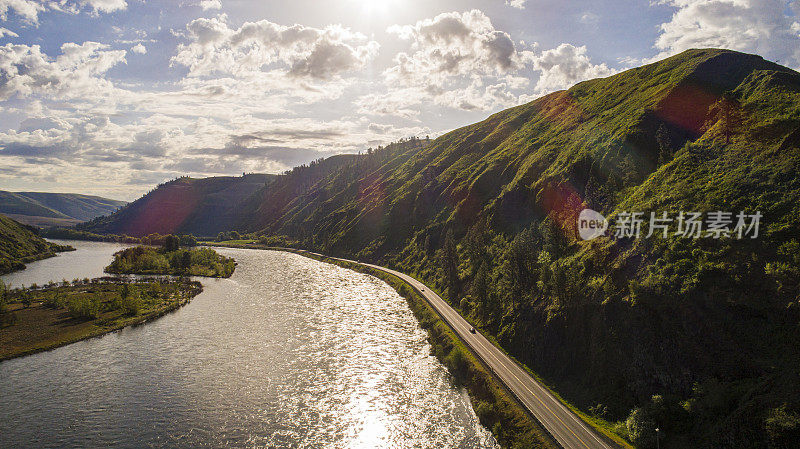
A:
0;241;498;448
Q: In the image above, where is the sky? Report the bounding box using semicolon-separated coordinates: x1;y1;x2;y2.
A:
0;0;799;201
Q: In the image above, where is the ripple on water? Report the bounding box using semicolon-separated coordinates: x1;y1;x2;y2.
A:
0;244;499;449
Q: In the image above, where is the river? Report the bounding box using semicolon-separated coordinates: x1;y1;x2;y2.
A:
0;240;498;448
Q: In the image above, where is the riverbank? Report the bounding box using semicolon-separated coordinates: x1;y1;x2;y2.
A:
0;214;75;275
204;241;559;448
0;278;202;361
310;253;560;449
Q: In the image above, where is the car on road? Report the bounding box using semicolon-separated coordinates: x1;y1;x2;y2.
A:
469;327;476;334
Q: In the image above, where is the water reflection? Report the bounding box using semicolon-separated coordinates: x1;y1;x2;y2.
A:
0;244;498;448
1;239;131;287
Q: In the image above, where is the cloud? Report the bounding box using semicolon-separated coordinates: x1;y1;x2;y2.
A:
505;0;527;9
0;26;17;37
199;0;221;11
0;0;126;23
655;0;800;67
173;15;379;81
365;9;540;116
0;42;127;101
531;43;615;93
0;0;43;23
130;43;146;54
368;10;614;117
80;0;127;14
367;123;392;134
579;12;600;26
385;10;528;87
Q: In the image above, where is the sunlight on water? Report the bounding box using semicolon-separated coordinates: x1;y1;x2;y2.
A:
0;243;498;448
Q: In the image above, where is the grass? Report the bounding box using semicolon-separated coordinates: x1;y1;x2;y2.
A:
0;278;202;361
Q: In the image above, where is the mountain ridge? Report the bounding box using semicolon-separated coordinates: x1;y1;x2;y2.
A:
79;48;800;448
80;174;274;237
0;191;126;227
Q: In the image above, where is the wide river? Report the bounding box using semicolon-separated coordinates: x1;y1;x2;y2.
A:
0;240;498;448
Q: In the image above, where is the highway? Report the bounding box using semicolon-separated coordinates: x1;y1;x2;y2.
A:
300;250;619;449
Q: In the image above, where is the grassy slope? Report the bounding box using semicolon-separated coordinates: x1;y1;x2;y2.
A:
81;174;274;237
0;214;72;275
0;190;126;221
236;49;800;448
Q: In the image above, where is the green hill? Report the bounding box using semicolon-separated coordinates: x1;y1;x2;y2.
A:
0;191;126;227
83;48;800;447
80;174;274;237
0;214;73;275
233;49;800;448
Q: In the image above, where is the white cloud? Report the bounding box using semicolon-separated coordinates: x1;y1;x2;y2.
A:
531;43;615;94
385;10;528;87
579;12;600;26
80;0;127;14
506;0;527;9
366;9;538;115
130;43;146;54
0;0;44;23
0;7;621;198
0;42;127;101
367;10;614;116
0;26;17;37
199;0;221;11
655;0;800;67
173;15;379;81
0;0;126;23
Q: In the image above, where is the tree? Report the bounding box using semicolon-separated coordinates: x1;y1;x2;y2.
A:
437;229;460;298
181;251;193;274
472;262;489;320
163;235;181;252
656;123;673;164
713;91;744;144
626;407;657;448
0;280;7;313
464;217;490;277
21;289;32;309
0;280;16;326
180;234;197;247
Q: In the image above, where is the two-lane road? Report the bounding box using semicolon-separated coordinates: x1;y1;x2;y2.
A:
301;251;618;449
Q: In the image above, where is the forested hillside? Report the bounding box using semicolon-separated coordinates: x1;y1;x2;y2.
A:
80;174;273;237
0;214;72;275
237;49;800;448
82;48;800;448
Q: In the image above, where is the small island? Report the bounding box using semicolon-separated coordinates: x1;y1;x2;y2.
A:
0;277;203;361
105;236;236;278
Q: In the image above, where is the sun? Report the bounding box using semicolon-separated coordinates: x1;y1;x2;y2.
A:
350;0;398;16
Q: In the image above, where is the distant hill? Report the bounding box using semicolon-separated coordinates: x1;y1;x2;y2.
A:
0;191;126;227
79;174;274;237
0;214;72;275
